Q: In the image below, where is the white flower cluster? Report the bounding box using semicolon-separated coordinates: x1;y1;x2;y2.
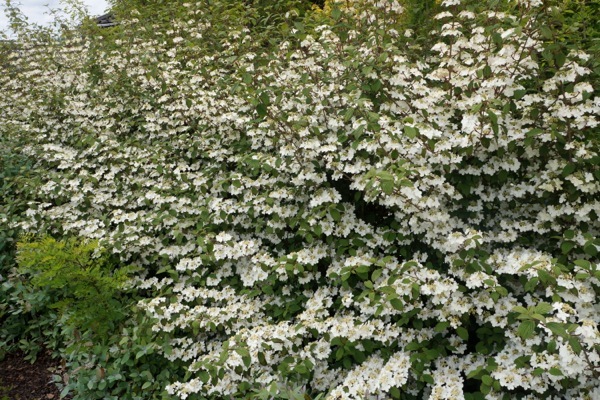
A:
1;0;598;399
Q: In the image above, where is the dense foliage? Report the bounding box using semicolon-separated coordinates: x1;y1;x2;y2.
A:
1;0;599;399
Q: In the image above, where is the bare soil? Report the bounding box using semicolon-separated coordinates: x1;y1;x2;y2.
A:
0;350;66;400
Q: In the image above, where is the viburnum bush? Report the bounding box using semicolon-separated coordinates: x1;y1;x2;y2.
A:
1;0;599;399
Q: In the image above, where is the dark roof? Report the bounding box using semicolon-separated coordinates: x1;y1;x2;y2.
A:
95;13;117;28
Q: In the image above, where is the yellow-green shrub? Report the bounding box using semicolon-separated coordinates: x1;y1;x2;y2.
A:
15;236;136;341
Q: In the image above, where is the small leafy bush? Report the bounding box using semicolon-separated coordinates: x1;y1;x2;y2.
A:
54;310;181;400
0;133;33;275
0;133;37;359
15;236;135;341
2;235;176;399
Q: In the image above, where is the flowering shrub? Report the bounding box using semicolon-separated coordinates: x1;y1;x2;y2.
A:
1;0;599;399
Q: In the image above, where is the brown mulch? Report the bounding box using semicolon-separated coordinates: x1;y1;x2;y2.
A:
0;350;66;400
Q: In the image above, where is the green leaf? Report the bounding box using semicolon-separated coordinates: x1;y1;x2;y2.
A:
411;284;420;298
259;92;270;106
512;306;529;314
561;241;576;254
525;128;543;139
555;51;566;68
60;386;70;399
344;108;354;122
487;110;499;135
574;259;592;270
466;367;483;379
481;375;493;386
424;348;439;360
533;302;553;315
584;244;598;256
538;270;555;285
568;337;582;355
524;277;539;292
562;163;576;177
381;180;394;195
540;25;553;39
256;103;268;118
575;272;590;280
353;124;365;139
513;89;527;100
330;207;341;221
367;111;380;122
356;265;370;275
530;313;546;322
331;7;341;20
434;321;450;332
517;320;536;339
404;126;418;139
545;322;568;338
549;367;563;376
377;170;394;182
405;341;420;351
371;268;383;282
235;347;250;358
343;357;352;369
199;370;210;383
456;327;469;340
390;298;404;311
